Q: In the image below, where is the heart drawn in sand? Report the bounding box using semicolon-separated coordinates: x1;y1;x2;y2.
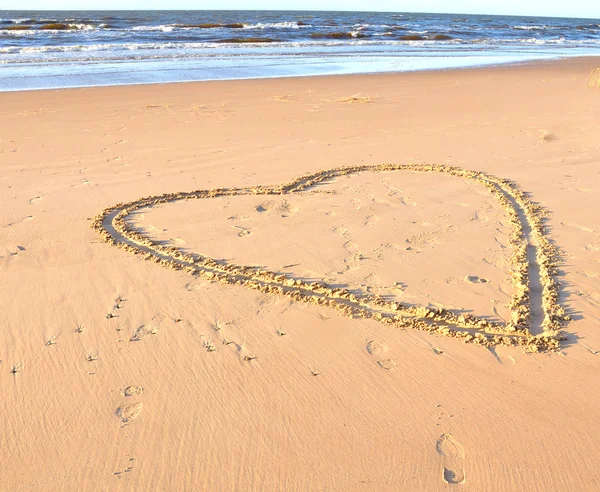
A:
93;164;569;351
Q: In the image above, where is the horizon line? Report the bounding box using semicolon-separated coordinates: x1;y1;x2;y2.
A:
1;8;599;21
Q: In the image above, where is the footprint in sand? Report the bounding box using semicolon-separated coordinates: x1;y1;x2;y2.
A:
231;225;251;237
343;240;358;250
29;196;42;205
465;275;488;284
255;199;298;217
334;226;349;238
123;385;144;397
365;214;380;227
377;359;396;370
436;433;466;485
116;402;143;426
6;216;34;227
367;340;387;356
366;340;396;370
130;325;158;342
185;281;206;291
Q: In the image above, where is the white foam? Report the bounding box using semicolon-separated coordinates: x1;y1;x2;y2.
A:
243;21;302;29
131;24;174;32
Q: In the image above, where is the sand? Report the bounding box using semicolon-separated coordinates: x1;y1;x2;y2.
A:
1;57;600;491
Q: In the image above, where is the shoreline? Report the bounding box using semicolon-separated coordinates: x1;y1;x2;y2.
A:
2;54;599;95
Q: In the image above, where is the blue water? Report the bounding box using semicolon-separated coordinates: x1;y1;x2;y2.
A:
1;10;599;91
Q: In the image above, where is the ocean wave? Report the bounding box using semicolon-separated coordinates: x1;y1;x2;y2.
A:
175;23;244;29
0;20;315;32
397;33;454;41
243;21;303;29
131;24;175;32
2;35;600;57
36;23;95;30
513;25;550;30
3;18;37;24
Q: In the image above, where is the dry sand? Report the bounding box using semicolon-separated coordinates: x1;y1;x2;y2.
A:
1;57;600;491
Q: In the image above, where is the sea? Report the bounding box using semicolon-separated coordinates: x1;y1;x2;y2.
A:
1;10;599;91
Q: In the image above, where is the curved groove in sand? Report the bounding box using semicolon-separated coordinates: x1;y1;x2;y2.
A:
92;163;569;351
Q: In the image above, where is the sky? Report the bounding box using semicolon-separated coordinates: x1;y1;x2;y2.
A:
2;1;599;19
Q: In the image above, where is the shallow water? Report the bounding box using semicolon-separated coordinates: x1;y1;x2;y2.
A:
1;10;599;91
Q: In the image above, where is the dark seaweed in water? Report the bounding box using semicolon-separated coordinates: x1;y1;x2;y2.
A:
217;37;277;43
39;23;78;30
1;25;32;30
399;34;426;41
311;31;368;39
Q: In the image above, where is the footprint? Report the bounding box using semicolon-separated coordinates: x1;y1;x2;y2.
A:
366;340;387;356
123;385;144;397
343;240;358;250
366;341;394;369
334;226;349;238
436;433;466;485
130;325;158;341
377;359;396;370
29;196;42;205
185;281;205;291
465;275;488;284
365;215;380;227
6;216;34;227
116;402;143;426
255;199;298;216
231;225;251;237
470;212;489;223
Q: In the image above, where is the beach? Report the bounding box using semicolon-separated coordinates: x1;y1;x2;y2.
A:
1;56;600;490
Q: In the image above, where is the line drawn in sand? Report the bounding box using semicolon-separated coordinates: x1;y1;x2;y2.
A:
92;163;570;352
